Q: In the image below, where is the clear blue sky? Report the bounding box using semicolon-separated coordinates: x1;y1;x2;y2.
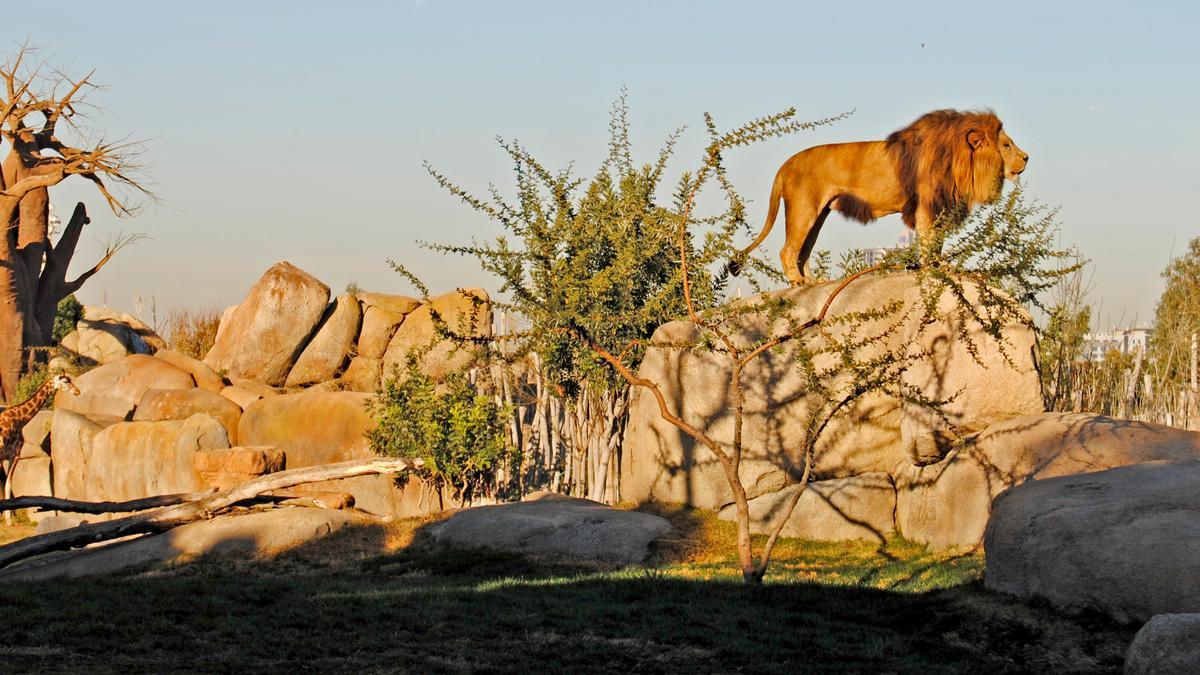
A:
14;0;1199;329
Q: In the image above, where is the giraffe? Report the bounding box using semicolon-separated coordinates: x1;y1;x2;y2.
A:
0;374;80;521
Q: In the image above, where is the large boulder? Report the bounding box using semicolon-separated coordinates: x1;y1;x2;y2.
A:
425;492;672;564
203;261;330;385
155;349;227;393
285;294;362;387
54;354;196;422
1125;614;1200;675
0;508;368;582
20;409;54;451
356;306;407;360
83;306;166;351
621;274;1042;510
357;292;420;315
83;414;230;502
717;473;896;542
895;413;1200;549
193;446;285;490
9;456;54;522
984;460;1200;623
382;288;493;382
59;307;165;365
341;357;383;392
237;391;424;517
133;388;243;445
49;410;112;501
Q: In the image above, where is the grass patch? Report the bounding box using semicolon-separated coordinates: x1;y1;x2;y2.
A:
0;508;1133;673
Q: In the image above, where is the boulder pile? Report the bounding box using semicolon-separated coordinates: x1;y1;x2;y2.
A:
11;260;493;524
620;275;1200;548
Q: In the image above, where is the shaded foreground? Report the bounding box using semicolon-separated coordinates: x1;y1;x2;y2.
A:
0;507;1132;673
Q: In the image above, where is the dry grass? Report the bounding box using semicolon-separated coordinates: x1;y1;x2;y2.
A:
163;307;222;360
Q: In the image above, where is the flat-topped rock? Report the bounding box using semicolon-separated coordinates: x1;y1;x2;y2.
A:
425;492;672;565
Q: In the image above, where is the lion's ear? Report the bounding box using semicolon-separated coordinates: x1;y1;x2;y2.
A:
966;129;986;150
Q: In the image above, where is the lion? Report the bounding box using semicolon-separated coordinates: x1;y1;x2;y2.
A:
729;109;1029;285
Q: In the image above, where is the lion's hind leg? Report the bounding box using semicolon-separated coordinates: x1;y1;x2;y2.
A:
780;195;828;286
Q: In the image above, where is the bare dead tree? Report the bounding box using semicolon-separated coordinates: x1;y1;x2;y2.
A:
0;45;153;401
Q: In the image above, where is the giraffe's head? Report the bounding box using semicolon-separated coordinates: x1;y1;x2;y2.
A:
50;374;80;397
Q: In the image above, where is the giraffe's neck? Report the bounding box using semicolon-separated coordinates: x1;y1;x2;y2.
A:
6;379;57;425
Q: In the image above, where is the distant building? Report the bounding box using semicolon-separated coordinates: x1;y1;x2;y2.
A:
1082;327;1153;361
862;228;916;267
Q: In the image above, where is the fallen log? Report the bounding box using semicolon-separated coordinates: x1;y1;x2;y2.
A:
0;456;422;570
0;490;218;515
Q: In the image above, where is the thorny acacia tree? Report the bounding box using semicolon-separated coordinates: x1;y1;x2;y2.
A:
0;46;150;401
416;96;848;502
418;98;1072;582
590;168;1071;582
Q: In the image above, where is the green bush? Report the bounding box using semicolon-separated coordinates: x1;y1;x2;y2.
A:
52;295;83;344
368;357;511;506
12;364;50;406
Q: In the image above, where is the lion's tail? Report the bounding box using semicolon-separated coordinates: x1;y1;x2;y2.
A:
727;170;783;277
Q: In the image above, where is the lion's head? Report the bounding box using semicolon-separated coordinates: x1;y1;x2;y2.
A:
886;109;1028;227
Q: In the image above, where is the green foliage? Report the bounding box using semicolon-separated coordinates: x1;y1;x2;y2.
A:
344;281;363;296
368;355;511;505
1150;236;1200;383
52;295;83;344
12;364;50;406
416;93;847;396
1038;303;1092;408
895;188;1081;365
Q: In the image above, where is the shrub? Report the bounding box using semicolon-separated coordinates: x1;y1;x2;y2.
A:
52;295;83;344
368;355;511;507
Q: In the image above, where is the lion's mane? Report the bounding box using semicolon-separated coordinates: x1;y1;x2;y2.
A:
885;109;1005;227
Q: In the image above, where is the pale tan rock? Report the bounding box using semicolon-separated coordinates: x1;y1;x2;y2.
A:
17;443;48;460
356;306;407;359
717;473;896;542
212;304;238;347
238;391;426;517
83;306;166;351
155;349;227;392
425;493;672;565
49;410;105;501
984;460;1200;623
10;455;54;522
134;388;243;445
85;414;230;502
20;409;54;450
193;446;284;490
229;378;281;398
286;294;362;386
356;292;420;315
54;354;195;422
382;288;492;381
341;357;383;392
193;446;284;475
620;274;1043;510
58;307;166;365
203;261;331;385
220;385;263;411
893;413;1200;549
